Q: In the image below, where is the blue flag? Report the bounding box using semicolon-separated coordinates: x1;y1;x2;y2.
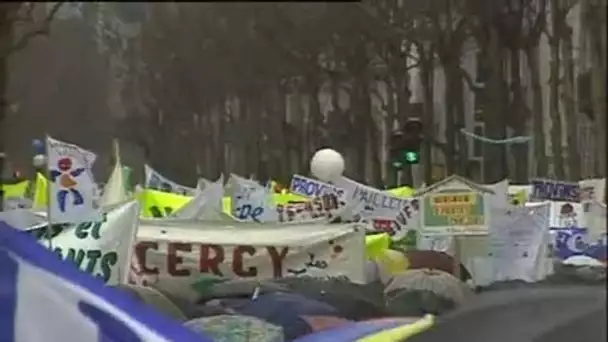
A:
0;221;211;342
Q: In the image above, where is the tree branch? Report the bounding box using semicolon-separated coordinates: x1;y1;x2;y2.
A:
2;2;64;57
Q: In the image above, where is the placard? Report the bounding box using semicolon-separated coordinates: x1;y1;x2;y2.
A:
421;190;488;235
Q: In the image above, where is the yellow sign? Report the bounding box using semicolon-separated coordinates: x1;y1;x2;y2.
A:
424;191;485;232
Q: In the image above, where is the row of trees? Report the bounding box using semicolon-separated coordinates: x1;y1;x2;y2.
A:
1;1;606;187
118;0;606;186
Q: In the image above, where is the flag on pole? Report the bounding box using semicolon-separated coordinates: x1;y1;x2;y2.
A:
0;220;211;342
46;136;100;224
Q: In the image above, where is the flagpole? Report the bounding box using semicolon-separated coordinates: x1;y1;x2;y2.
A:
45;135;53;250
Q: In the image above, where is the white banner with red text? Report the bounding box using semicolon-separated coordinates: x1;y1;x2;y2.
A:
129;222;366;286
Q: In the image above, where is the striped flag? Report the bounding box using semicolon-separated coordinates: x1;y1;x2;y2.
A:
0;221;211;342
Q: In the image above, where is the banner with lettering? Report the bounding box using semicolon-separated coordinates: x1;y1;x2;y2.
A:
144;164;197;196
420;190;490;235
26;201;140;285
129;222;366;287
529;179;583;228
334;177;420;239
530;179;580;202
229;174;278;222
277;193;347;224
488;203;551;282
289;174;345;198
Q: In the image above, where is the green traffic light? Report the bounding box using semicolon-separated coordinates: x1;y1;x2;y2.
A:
403;151;420;164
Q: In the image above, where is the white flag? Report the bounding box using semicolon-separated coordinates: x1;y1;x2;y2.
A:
46;137;100;224
0;220;211;342
144;165;197;196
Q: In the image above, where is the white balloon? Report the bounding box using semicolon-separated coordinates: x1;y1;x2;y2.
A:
310;148;345;182
32;154;47;168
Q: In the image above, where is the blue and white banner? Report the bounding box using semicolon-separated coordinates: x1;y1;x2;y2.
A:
530;179;581;202
550;227;607;261
289;174;344;198
0;220;211;342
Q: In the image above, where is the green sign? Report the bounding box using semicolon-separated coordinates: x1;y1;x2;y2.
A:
422;189;487;235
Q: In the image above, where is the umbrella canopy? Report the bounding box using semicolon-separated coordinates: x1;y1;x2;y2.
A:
214;292;342;340
273;276;387;320
406;286;607;342
404;250;472;282
184;315;284;342
114;284;188;322
385;269;474;305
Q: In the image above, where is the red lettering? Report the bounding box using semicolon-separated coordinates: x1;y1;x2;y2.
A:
267;246;289;278
232;245;257;277
135;241;159;274
199;244;224;276
167;242;191;277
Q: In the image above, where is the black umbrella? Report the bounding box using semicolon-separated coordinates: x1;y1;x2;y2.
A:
406;286;606;342
274;276;387;320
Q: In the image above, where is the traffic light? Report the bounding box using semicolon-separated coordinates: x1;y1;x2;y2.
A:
390;119;423;169
389;131;405;170
400;118;423;164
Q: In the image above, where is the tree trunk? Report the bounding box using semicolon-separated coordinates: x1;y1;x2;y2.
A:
588;2;607;177
483;27;509;183
420;56;435;185
509;48;530;183
526;45;549;177
443;64;457;176
548;1;566;179
353;76;371;182
560;25;580;181
385;79;398;186
0;7;10;211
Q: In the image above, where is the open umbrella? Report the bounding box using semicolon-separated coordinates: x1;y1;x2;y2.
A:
404;250;472;282
406;286;607;342
274;276;387;320
114;284;188;322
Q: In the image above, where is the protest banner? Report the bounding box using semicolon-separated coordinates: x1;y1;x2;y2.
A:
530;178;581;202
145;164;196;196
0;221;209;342
46;136;101;224
335;177;419;238
488;204;551;282
289;174;344;198
421;190;488;235
27;201;140;285
417;176;493;236
130;222;366;286
277;193;345;223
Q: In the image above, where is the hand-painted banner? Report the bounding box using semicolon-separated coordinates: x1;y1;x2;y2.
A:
421;190;489;235
530;179;580;202
276;194;344;223
550;227;606;261
47;136;100;224
26;201;140;285
129;222;366;286
289;174;344;198
144;164;196;196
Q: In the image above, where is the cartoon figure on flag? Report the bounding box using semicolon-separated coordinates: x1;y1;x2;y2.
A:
46;136;100;224
50;157;86;212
